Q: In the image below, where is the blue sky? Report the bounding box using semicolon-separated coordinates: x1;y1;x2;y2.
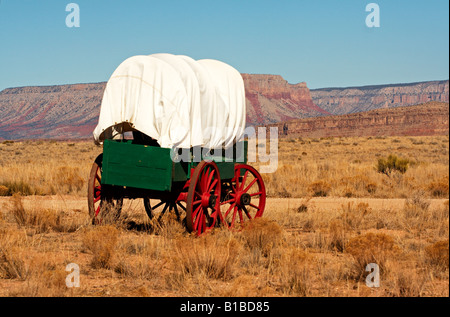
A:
0;0;448;91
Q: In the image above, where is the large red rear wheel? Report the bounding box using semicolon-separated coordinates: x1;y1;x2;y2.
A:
186;161;222;235
220;164;266;229
87;154;123;224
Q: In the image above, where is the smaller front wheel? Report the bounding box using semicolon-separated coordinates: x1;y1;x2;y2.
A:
220;164;266;229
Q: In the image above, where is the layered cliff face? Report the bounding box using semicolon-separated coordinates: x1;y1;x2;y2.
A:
266;102;449;138
311;80;449;115
242;74;329;125
0;83;105;139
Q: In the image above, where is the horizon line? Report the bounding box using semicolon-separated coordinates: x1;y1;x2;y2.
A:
1;77;449;93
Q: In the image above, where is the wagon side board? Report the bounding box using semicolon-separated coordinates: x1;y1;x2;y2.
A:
102;140;173;191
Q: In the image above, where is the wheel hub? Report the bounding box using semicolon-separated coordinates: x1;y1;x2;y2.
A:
201;193;217;208
236;192;251;206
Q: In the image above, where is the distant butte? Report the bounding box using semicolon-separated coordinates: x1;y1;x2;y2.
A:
310;80;449;115
265;102;449;138
241;74;330;126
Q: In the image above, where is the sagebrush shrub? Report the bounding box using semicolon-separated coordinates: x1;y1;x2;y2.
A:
377;154;409;176
345;232;399;280
308;180;331;197
240;218;284;257
425;239;449;270
0;180;35;196
427;176;449;198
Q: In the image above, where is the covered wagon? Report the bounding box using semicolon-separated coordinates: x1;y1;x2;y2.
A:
88;53;266;235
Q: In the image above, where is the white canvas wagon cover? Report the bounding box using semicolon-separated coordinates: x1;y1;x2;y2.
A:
93;54;246;149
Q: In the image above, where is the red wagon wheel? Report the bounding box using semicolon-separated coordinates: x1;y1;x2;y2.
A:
186;161;222;235
87;154;123;224
220;164;266;229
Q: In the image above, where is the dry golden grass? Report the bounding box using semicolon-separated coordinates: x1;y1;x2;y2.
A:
253;135;449;199
82;225;120;269
0;140;100;196
0;194;448;297
0;136;448;297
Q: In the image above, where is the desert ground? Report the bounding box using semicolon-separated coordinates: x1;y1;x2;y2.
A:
0;135;448;297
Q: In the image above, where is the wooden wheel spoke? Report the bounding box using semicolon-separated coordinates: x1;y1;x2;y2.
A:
200;212;206;233
207;178;218;193
194;207;203;229
242;178;257;194
224;203;234;218
238;208;244;223
193;209;203;230
205;169;214;191
249;203;260;211
234;172;241;192
193;204;202;218
231;205;238;225
156;202;170;220
177;202;186;211
200;168;210;192
242;206;253;220
239;170;249;191
95;205;100;217
173;204;181;220
152;200;165;210
144;197;184;222
221;198;235;205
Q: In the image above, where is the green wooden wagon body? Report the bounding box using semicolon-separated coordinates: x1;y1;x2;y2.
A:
101;139;247;193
